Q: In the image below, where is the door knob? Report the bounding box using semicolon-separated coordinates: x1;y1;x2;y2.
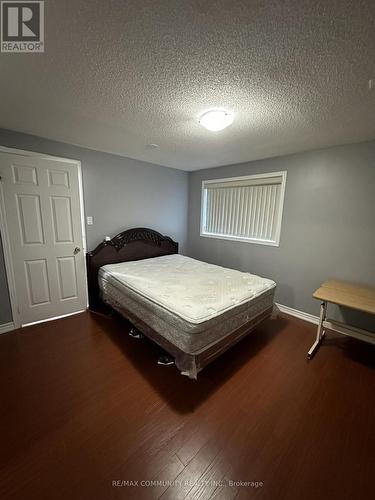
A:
74;247;81;255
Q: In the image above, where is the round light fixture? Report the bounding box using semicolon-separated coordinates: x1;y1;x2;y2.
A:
199;110;233;131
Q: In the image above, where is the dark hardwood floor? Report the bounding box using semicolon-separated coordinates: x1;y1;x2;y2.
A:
0;311;374;500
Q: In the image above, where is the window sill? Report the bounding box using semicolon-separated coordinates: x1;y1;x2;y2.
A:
200;232;280;247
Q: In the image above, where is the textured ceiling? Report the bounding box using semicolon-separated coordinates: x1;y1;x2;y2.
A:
0;0;375;170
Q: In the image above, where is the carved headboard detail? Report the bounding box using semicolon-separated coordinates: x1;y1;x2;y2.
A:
86;227;178;310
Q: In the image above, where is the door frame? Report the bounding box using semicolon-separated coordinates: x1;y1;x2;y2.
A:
0;146;88;331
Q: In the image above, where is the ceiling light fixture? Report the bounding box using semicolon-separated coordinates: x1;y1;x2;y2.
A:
199;110;233;132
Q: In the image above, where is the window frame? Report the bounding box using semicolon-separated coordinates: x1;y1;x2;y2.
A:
200;171;287;247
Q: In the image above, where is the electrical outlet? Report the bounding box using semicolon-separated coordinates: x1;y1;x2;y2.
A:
87;216;93;225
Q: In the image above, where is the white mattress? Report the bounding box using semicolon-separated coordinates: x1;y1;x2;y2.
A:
100;255;276;324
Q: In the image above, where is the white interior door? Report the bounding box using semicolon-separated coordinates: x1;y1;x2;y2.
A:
0;152;87;326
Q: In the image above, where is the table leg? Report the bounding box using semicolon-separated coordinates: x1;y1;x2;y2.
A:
307;301;327;359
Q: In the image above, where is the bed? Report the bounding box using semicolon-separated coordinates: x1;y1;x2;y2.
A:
87;228;276;378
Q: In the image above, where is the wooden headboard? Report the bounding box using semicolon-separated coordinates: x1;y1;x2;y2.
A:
86;227;178;310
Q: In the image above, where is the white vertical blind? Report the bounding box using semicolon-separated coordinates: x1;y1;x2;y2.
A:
201;172;286;245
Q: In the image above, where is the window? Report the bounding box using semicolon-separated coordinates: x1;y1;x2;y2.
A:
200;171;287;246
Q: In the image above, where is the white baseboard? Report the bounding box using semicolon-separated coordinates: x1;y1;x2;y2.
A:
276;303;375;339
0;322;15;334
0;305;316;334
276;303;319;325
0;305;355;336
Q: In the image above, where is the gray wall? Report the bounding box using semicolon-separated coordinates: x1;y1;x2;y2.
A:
1;129;374;331
0;128;188;325
188;141;375;331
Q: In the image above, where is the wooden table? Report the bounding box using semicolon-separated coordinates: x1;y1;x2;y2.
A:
308;280;375;358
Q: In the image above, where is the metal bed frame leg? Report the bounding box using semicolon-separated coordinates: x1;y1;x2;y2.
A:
307;301;327;359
